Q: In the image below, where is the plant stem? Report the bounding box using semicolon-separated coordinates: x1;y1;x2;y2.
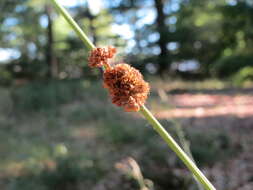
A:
51;1;216;189
51;0;95;50
139;105;215;190
171;119;204;190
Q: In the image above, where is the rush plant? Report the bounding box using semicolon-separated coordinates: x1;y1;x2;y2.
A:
51;0;216;189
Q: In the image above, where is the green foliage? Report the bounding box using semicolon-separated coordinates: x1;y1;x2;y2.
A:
40;157;104;189
232;66;253;86
68;104;110;123
12;80;84;111
104;123;135;145
0;67;12;86
0;0;124;80
8;156;105;190
1;0;253;79
211;55;253;78
101;119;146;145
175;0;225;67
189;132;234;166
173;1;253;76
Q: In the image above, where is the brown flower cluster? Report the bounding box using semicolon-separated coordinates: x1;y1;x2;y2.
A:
88;46;150;112
103;63;150;112
88;46;116;68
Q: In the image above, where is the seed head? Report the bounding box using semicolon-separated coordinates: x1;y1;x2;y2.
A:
103;63;150;112
88;46;116;68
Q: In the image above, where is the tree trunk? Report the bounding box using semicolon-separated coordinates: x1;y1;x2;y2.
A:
45;5;58;78
154;0;169;76
87;10;97;45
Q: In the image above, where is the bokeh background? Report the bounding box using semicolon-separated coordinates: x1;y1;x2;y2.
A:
1;0;253;189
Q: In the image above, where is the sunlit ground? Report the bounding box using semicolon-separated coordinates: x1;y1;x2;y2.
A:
155;93;253;118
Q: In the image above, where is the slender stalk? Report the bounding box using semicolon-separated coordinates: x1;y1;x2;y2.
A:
51;0;95;50
170;119;204;190
139;105;215;190
51;1;216;189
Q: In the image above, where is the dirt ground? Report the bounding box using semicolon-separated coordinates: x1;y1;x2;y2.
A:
1;82;253;190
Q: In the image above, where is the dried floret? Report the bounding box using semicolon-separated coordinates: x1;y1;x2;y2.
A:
103;63;150;112
88;46;116;68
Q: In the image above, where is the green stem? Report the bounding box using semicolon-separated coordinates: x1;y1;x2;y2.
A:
139;105;216;190
50;1;216;189
51;0;95;50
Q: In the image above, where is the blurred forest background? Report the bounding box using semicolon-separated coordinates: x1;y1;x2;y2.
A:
1;0;253;189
